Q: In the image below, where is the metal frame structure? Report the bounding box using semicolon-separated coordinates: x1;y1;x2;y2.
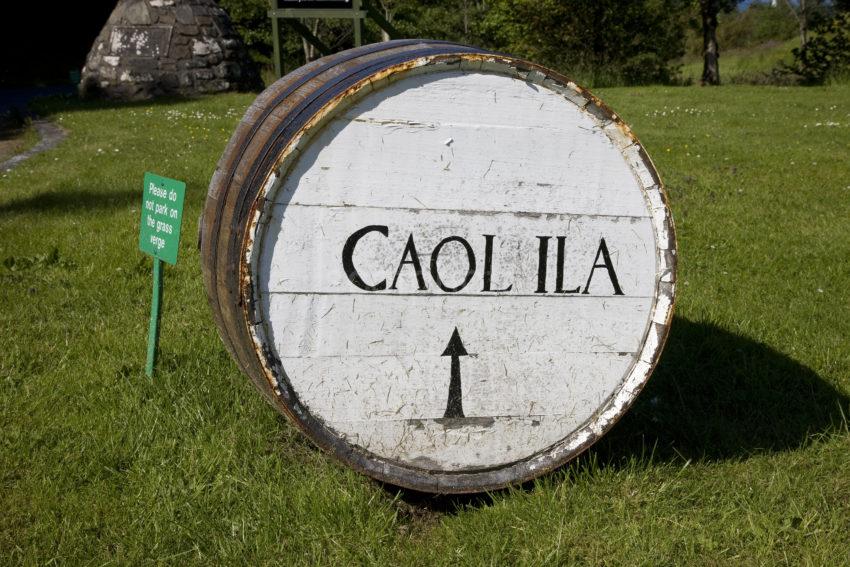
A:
268;0;399;77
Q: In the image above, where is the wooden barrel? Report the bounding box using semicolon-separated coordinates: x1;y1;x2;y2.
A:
200;40;676;493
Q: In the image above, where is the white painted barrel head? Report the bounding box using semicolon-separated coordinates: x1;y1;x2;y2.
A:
245;53;676;493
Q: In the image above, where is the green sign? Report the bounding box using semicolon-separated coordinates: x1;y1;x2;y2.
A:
139;172;185;378
139;172;185;265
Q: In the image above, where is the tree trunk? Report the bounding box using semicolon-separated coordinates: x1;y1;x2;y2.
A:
701;1;721;86
379;0;392;42
301;19;319;62
783;0;809;49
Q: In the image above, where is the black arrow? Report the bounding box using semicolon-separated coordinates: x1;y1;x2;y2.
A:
442;327;468;419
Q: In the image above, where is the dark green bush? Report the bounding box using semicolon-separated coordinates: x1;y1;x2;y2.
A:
480;0;690;87
218;0;274;65
621;53;680;86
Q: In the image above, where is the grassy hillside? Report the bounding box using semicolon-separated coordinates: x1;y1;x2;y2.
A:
679;3;802;84
679;38;800;84
1;85;849;564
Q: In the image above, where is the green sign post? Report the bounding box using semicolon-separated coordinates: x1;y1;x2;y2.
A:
139;172;186;378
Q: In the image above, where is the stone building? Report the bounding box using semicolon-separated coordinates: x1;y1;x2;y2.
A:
80;0;261;100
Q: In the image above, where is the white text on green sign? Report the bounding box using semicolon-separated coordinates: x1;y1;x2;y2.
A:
139;172;185;265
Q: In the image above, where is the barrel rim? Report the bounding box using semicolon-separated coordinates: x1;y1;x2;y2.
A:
237;49;677;493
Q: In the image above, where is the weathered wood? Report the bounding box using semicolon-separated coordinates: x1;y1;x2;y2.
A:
201;40;676;493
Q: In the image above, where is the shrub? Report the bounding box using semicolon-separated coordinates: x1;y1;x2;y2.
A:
792;12;850;84
621;53;680;86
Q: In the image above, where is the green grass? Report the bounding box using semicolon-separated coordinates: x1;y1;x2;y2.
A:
2;85;849;565
679;38;800;84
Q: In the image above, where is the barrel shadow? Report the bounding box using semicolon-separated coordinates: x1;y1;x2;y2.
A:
591;316;848;463
390;315;849;512
27;93;214;120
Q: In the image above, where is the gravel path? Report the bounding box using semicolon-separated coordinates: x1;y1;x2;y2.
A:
0;120;67;171
0;86;73;171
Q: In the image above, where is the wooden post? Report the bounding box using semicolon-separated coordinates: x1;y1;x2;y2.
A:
353;0;362;47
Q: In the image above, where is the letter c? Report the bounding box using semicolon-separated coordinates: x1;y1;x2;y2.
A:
342;225;388;291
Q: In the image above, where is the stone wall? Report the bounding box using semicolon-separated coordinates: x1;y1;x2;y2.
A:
80;0;261;100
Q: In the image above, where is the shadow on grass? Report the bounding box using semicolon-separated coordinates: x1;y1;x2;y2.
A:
391;315;849;512
27;90;255;121
593;316;848;462
0;188;140;215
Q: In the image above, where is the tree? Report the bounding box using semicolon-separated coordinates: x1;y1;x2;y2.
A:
781;0;830;48
785;0;811;46
480;0;691;86
373;0;398;42
792;10;850;83
698;0;737;86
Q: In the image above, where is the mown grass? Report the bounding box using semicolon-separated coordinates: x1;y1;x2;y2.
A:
1;84;849;565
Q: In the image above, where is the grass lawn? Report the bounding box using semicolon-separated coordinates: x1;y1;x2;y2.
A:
1;83;849;564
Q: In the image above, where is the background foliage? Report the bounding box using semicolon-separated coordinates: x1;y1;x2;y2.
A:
2;0;847;89
217;0;850;87
684;2;799;57
479;0;691;86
